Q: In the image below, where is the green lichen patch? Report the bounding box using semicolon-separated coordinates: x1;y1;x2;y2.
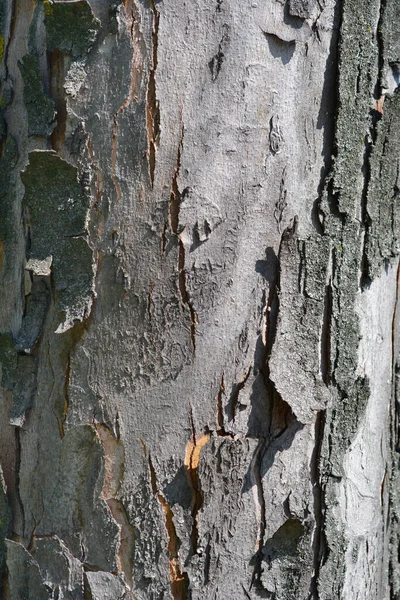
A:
21;151;94;331
19;54;56;137
43;0;100;59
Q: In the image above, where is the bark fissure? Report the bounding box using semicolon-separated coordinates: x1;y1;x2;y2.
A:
94;423;134;590
148;454;189;599
146;0;160;186
49;49;67;154
184;414;211;557
249;439;266;591
111;112;123;201
308;410;327;600
320;278;332;385
13;426;25;542
166;124;197;353
169;124;184;237
228;365;252;423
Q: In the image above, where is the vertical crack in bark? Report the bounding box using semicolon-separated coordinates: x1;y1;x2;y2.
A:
49;49;67;155
163;122;197;352
308;410;327;600
169;124;184;237
359;129;373;290
228;365;252;423
391;262;400;378
94;423;134;591
111;111;124;202
250;439;266;589
147;454;189;599
184;413;211;557
13;426;25;542
361;0;387;289
146;0;160;187
375;0;386;103
167;125;197;353
320;268;332;385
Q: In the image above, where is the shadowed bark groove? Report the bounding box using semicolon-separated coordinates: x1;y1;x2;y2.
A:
146;0;160;187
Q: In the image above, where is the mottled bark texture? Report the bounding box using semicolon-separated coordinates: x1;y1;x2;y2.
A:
0;0;399;598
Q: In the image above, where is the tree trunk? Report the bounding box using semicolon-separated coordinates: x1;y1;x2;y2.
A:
0;0;399;598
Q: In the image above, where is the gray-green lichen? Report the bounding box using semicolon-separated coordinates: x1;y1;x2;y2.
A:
366;91;400;277
332;0;378;215
19;54;56;136
43;0;100;59
21;151;94;332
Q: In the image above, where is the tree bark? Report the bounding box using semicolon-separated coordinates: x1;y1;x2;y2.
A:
0;0;399;598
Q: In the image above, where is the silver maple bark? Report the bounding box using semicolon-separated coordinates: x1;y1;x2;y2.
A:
0;0;399;599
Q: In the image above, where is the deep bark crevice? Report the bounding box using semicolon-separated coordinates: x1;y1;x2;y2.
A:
308;410;327;600
228;365;252;423
184;412;210;559
49;49;67;155
13;427;24;542
146;0;160;186
148;453;190;599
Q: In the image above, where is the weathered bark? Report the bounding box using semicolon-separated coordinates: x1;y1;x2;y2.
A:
0;0;399;598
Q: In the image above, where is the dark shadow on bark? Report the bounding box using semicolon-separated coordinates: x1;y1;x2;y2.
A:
261;32;296;65
163;465;193;511
242;244;304;593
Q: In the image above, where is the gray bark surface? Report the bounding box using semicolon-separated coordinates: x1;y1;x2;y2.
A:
0;0;399;598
